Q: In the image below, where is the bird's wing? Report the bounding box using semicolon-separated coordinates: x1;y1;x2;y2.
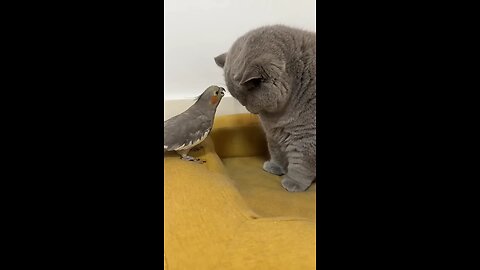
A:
164;113;212;151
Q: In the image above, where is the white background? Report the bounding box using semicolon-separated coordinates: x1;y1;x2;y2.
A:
164;0;316;119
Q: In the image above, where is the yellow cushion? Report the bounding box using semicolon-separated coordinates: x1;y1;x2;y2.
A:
164;113;316;270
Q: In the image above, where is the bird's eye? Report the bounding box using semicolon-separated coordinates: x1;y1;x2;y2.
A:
215;91;219;95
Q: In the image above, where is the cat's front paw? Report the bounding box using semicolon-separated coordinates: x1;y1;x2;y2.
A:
263;161;285;176
281;177;309;192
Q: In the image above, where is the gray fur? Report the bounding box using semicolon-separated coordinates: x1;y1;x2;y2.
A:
214;25;316;191
164;85;225;162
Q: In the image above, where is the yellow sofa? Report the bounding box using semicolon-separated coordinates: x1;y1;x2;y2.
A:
164;113;316;270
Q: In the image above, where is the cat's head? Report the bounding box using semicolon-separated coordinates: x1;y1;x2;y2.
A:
214;43;291;114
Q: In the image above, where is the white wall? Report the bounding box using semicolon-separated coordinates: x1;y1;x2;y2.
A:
164;0;316;120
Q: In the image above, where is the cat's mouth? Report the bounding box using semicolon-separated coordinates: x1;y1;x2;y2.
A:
236;96;260;114
245;104;260;114
237;97;247;106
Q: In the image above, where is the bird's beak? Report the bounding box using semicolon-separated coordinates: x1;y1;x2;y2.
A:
220;88;226;96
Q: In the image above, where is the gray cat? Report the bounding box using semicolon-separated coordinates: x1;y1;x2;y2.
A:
214;25;316;192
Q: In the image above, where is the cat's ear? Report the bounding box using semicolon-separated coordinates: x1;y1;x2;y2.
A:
239;66;262;85
240;58;285;84
214;53;227;68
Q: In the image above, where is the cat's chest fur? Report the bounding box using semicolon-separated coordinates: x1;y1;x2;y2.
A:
260;105;316;149
260;114;298;146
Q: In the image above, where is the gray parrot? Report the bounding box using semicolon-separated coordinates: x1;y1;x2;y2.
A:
164;85;226;163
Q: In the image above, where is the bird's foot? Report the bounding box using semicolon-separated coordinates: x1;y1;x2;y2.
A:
180;155;206;164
